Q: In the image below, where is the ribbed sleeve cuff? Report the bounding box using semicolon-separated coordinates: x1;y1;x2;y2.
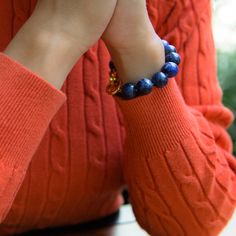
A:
115;78;195;152
0;53;67;167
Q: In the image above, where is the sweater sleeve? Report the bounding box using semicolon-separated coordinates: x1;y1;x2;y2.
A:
0;53;66;222
115;3;236;236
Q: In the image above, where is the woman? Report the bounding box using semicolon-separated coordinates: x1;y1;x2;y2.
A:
0;0;235;235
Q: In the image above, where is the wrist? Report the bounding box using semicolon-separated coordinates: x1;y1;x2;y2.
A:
4;13;86;59
4;17;84;89
106;34;165;83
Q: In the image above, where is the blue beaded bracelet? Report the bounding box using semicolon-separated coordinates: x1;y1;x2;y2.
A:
106;40;181;99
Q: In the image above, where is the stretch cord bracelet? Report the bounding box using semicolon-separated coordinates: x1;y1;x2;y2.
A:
106;40;181;99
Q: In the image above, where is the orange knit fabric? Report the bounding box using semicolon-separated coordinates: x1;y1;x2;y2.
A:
0;0;235;235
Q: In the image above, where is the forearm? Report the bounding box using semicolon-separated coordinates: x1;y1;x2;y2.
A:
110;13;236;235
114;74;236;236
4;14;83;90
0;52;66;223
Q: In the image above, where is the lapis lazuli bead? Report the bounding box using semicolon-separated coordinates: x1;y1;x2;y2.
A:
162;40;169;47
136;78;153;95
165;52;181;65
161;62;179;78
164;44;177;55
109;61;116;70
151;72;168;88
121;83;137;99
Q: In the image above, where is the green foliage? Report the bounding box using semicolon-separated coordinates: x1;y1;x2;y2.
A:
217;50;236;156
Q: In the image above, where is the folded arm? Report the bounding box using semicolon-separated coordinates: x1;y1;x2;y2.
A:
108;1;236;235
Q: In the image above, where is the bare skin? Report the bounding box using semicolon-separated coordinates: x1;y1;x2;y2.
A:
4;0;164;88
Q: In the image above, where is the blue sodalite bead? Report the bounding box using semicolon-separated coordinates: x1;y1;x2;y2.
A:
165;52;181;65
136;78;153;95
121;83;137;99
164;44;177;55
161;62;179;78
151;72;168;88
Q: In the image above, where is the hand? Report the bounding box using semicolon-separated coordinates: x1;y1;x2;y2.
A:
102;0;165;82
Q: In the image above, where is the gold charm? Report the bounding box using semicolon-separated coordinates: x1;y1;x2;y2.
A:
106;71;122;95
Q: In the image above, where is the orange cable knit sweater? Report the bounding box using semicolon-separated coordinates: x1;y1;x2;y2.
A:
0;0;235;235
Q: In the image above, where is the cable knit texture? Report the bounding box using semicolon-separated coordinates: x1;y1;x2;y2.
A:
0;0;235;235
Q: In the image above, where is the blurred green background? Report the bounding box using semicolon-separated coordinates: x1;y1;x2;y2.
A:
217;50;236;156
214;0;236;156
